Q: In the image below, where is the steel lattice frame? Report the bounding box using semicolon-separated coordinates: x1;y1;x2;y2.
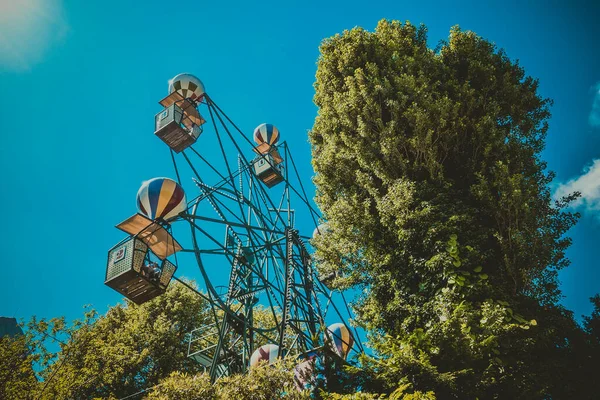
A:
165;94;363;381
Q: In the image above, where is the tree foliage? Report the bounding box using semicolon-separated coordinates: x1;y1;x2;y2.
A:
0;282;212;399
0;283;310;399
310;19;598;399
0;332;38;399
147;358;308;400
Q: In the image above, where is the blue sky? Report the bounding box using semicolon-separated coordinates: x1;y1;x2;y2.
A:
1;0;599;330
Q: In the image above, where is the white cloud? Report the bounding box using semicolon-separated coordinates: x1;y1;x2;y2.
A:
590;82;600;128
555;159;600;213
0;0;69;72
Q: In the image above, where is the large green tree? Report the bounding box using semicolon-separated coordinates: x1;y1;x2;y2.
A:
310;19;598;399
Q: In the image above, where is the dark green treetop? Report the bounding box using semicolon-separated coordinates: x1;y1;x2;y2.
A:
310;19;595;399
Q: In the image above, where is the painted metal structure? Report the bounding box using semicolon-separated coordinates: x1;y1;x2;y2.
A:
106;74;364;387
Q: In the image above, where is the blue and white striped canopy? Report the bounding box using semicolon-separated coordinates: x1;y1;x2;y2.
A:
136;177;187;222
327;323;354;359
253;123;280;146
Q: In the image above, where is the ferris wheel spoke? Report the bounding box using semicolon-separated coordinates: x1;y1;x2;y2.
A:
249;261;287;300
281;143;322;225
205;104;255;231
245;174;285;236
180;248;229;255
267;250;288;293
185;220;239;261
187;162;248;204
188;146;229;182
199;183;270;251
262;290;283;332
170;148;183;186
183;214;285;236
196;181;244;204
196;184;247;229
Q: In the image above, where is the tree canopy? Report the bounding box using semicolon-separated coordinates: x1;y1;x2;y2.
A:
1;282;211;399
310;19;598;399
0;283;310;399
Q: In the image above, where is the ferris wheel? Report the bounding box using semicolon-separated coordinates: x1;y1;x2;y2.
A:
104;73;363;387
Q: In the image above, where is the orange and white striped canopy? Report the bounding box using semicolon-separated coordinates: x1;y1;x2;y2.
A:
327;323;354;359
136;177;187;222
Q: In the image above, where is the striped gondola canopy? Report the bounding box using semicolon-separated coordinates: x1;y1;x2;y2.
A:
326;323;354;360
250;344;280;368
253;123;280;146
168;73;205;103
312;223;330;239
136;177;187;222
294;350;318;390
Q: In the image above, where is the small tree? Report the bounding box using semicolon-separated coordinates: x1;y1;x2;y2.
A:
0;332;38;399
7;282;211;399
146;358;308;400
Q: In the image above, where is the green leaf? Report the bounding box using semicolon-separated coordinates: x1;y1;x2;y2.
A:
453;260;462;267
513;314;528;324
450;234;458;241
473;266;482;273
465;245;474;251
530;319;537;326
479;273;488;280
